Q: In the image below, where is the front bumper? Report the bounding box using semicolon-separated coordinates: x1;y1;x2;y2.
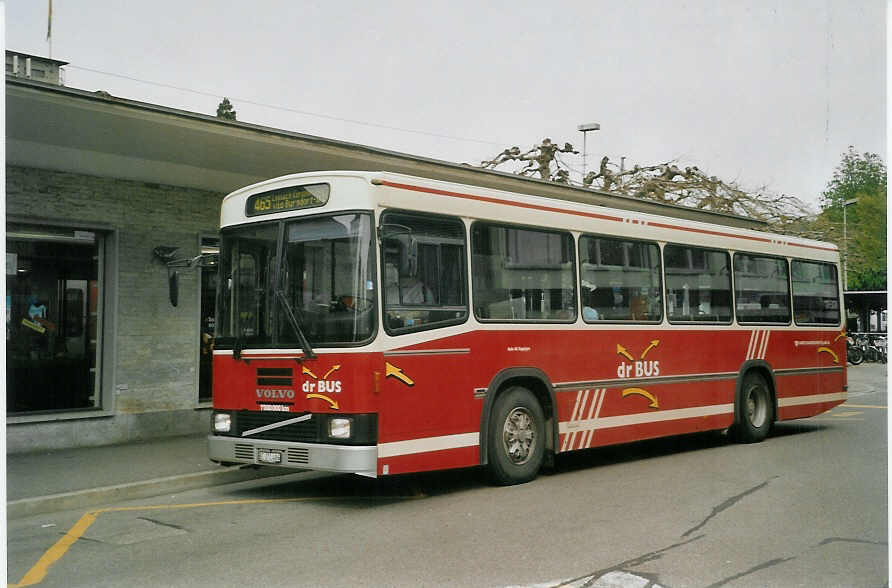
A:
208;435;377;477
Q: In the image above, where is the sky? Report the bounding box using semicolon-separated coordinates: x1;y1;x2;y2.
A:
4;0;887;209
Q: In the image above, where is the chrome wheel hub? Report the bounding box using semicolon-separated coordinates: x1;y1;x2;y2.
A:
502;407;536;465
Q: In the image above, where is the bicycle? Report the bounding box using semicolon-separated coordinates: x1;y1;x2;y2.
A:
847;336;864;365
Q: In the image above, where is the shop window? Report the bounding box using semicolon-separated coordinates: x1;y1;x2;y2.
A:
6;225;103;414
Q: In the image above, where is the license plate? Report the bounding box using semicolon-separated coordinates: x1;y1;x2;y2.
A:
257;449;282;464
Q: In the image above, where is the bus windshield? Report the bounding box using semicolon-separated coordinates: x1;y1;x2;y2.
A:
217;213;376;348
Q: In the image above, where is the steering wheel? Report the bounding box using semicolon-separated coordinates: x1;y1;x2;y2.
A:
335;295;374;312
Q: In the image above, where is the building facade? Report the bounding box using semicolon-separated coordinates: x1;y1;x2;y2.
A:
7;167;220;449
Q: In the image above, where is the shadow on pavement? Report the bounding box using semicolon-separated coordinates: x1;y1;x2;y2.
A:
215;422;829;506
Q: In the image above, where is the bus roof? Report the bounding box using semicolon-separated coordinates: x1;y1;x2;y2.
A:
221;170;836;259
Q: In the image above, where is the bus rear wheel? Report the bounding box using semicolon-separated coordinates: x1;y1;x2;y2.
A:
487;386;545;485
733;372;774;443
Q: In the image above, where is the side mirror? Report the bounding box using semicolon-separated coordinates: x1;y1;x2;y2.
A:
169;271;180;307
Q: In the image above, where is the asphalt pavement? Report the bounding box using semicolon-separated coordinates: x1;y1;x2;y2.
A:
6;433;289;519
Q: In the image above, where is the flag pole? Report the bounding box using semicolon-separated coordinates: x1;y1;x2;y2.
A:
47;0;53;58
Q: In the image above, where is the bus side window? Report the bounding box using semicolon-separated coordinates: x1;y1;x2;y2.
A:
380;211;468;334
579;235;662;323
471;223;576;322
734;253;791;324
791;260;840;325
664;244;732;323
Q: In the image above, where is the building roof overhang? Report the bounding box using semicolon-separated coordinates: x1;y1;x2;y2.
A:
7;77;765;229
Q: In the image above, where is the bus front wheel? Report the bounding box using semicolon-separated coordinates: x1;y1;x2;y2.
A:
733;372;774;443
486;386;545;485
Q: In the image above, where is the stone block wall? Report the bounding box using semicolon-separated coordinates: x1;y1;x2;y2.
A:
6;165;224;452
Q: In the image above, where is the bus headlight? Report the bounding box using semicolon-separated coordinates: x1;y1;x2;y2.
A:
214;413;232;433
328;417;352;439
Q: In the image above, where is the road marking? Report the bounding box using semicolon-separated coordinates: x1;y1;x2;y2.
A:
9;494;426;587
9;511;98;588
844;404;887;409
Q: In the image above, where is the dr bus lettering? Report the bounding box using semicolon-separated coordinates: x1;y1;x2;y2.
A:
302;380;342;394
617;360;660;378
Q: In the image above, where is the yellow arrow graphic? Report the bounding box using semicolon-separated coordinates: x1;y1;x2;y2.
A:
622;388;660;409
385;362;415;386
818;347;840;364
834;332;846;343
616;344;634;362
323;365;341;379
306;393;339;410
641;340;660;359
302;366;318;379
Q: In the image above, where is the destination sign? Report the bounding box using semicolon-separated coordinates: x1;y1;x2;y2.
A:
245;183;330;217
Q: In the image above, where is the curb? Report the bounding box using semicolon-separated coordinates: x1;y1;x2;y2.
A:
7;466;292;520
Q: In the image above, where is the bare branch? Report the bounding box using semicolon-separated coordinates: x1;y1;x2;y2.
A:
478;141;816;231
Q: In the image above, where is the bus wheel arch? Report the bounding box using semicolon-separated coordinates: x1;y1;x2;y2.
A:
479;368;556;478
733;361;777;443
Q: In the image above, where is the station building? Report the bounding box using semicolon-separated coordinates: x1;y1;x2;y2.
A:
5;51;763;453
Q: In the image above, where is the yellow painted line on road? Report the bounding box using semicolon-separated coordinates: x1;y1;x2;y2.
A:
9;493;426;587
844;404;887;409
9;511;98;588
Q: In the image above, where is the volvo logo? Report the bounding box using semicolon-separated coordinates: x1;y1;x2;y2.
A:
255;389;295;400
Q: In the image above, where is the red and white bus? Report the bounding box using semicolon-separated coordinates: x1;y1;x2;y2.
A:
208;171;846;485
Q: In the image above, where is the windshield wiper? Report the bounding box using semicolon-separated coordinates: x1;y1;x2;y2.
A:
275;289;316;359
233;331;244;361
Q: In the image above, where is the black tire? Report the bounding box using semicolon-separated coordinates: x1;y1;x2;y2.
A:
733;372;774;444
848;345;864;365
486;386;546;485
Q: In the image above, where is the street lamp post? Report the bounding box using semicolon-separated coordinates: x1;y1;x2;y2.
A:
843;198;857;290
577;122;600;184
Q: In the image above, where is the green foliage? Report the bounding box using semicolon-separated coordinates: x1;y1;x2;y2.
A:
821;146;886;210
216;97;237;121
846;187;886;290
820;147;887;290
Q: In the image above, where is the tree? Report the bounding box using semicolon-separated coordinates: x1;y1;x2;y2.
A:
820;146;886;209
216;97;237;121
481;138;578;183
479;141;813;227
847;187;886;289
819;147;887;290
